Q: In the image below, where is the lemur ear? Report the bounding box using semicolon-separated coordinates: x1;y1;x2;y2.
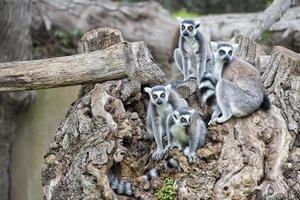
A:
165;84;172;91
210;41;218;52
177;17;183;23
144;87;151;94
233;44;239;50
195;21;201;28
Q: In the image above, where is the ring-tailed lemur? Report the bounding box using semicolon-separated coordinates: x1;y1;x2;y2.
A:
108;170;134;196
164;107;206;163
144;85;188;160
173;17;212;85
208;41;271;124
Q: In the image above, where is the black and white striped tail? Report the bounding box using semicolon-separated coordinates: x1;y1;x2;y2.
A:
143;168;159;181
164;157;179;169
199;73;217;106
108;171;134;196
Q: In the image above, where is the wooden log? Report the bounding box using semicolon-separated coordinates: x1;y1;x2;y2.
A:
0;28;163;91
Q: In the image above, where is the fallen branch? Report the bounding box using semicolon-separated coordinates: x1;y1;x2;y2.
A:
0;28;163;91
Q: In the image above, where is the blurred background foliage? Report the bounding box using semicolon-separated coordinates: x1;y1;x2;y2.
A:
34;0;273;59
118;0;270;15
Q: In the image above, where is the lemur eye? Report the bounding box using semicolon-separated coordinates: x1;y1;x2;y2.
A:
188;26;193;31
181;25;185;30
219;50;225;55
181;118;187;123
160;93;165;98
152;94;158;99
228;50;232;55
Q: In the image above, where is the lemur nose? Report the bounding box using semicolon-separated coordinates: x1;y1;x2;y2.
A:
223;56;230;62
156;99;163;105
183;31;189;36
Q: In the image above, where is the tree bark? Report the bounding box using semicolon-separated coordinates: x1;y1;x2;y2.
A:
0;0;34;200
41;26;300;199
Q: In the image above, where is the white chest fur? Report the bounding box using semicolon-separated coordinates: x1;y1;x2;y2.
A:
213;60;224;81
184;37;200;56
156;103;174;122
170;124;189;145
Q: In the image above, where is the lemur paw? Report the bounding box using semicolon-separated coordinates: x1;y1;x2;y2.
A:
215;115;232;124
187;154;197;163
184;148;197;163
188;76;197;80
173;143;183;151
163;144;173;153
152;148;164;160
183;147;197;163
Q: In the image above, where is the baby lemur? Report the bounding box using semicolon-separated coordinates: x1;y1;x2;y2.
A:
174;17;212;85
144;85;188;160
209;41;271;124
165;107;206;163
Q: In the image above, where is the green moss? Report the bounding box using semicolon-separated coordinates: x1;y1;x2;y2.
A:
171;9;201;19
258;31;272;44
263;0;273;7
155;177;175;200
53;28;83;47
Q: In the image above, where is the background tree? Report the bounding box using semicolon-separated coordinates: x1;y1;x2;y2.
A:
0;1;34;199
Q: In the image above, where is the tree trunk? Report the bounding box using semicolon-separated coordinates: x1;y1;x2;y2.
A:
41;26;300;199
0;0;34;200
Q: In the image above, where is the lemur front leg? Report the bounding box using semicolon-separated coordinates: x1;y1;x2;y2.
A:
182;55;190;81
197;56;207;87
213;79;233;124
174;48;184;74
184;133;200;163
152;118;164;160
164;114;175;153
208;105;221;125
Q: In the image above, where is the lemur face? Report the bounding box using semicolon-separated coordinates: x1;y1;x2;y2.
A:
177;17;200;37
210;42;239;63
172;108;194;128
144;85;171;106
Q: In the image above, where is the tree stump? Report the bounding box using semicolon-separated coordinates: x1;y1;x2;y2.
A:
41;28;300;200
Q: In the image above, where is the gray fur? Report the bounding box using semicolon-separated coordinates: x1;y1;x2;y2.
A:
174;18;212;84
145;85;188;160
164;107;206;163
209;41;268;124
